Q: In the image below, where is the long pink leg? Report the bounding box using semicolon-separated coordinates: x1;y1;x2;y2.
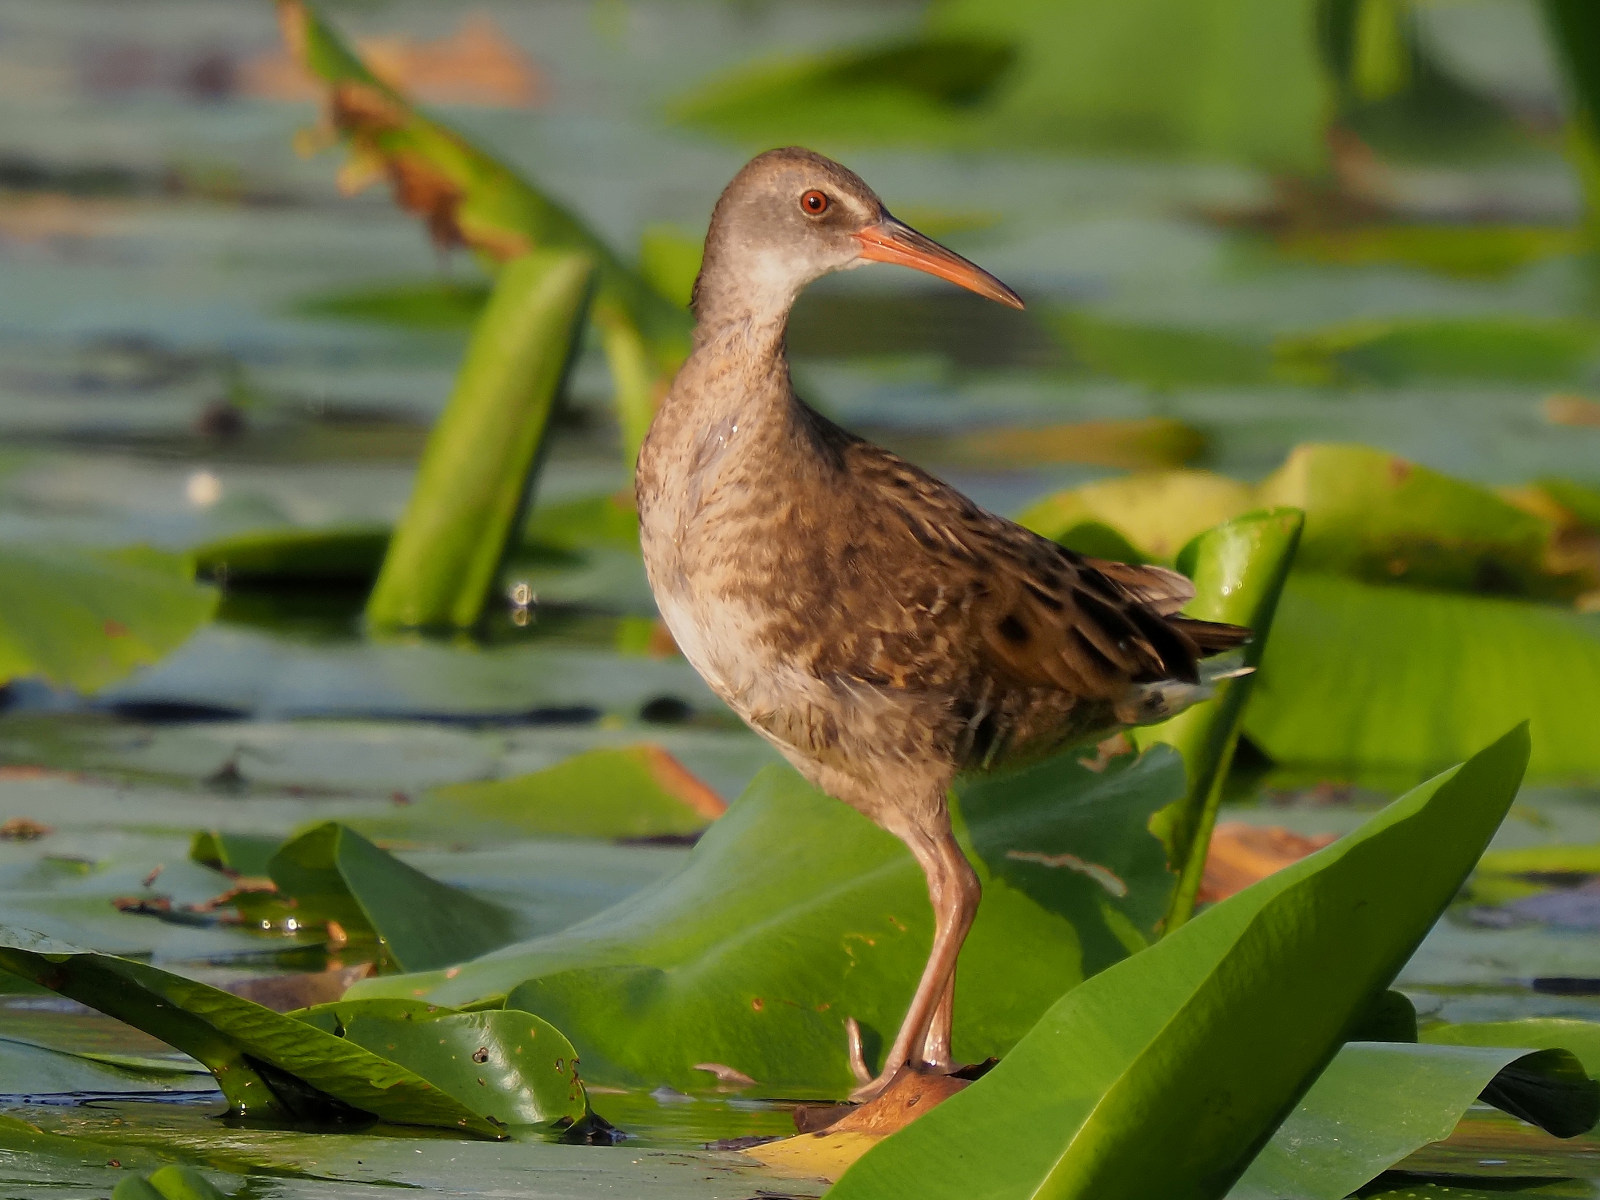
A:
919;976;957;1072
850;821;980;1102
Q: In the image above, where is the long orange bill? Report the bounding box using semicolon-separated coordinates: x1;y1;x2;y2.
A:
853;217;1024;310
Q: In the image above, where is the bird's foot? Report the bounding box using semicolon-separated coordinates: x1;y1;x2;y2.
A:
843;1017;962;1103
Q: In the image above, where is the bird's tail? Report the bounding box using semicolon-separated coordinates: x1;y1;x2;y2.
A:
1117;648;1254;726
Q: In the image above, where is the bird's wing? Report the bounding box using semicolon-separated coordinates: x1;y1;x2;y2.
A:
832;439;1244;700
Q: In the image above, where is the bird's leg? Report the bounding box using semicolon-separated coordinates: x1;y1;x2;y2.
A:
849;820;980;1103
915;833;978;1073
918;976;956;1072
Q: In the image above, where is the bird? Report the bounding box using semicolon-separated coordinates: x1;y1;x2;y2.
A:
635;147;1250;1103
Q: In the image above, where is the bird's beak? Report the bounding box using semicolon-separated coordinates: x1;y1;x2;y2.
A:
853;216;1024;310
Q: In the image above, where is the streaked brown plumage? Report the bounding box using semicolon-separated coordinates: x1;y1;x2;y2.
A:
637;148;1249;1101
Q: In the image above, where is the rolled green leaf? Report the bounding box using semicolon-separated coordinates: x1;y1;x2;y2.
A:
279;1;690;465
1135;508;1304;931
365;251;596;630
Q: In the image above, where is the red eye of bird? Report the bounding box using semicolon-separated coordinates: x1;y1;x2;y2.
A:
800;190;829;215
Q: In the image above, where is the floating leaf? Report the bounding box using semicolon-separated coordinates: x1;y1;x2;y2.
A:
113;1164;229;1200
267;822;520;972
1274;225;1582;280
355;745;724;843
945;417;1205;470
349;747;1186;1092
676;0;1330;172
1255;444;1565;597
188;832;281;879
1018;471;1256;563
0;928;509;1134
1051;312;1275;387
294;999;585;1129
289;278;491;328
1021;444;1574;597
191;527;389;586
1247;573;1600;779
0;545;217;693
1274;317;1600;386
825;725;1530;1200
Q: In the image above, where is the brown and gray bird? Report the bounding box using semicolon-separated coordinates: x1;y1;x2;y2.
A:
636;147;1249;1101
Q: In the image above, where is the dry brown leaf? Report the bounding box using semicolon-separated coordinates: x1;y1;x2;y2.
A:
1199;822;1337;903
641;746;726;819
1543;392;1600;429
242;12;545;108
0;817;54;841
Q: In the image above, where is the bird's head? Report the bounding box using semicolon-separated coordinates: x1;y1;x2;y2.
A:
693;147;1023;326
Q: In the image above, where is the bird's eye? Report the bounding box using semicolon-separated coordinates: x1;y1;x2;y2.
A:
800;190;829;215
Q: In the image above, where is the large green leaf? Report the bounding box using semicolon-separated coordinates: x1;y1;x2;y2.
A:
349;747;1185;1092
365;252;596;631
1247;573;1600;778
0;928;506;1134
355;745;723;843
1020;444;1571;597
0;545;217;693
1254;444;1564;597
1275;317;1600;387
0;1036;210;1097
676;0;1331;172
1424;1018;1600;1079
266;822;520;972
1230;1042;1598;1200
825;724;1530;1200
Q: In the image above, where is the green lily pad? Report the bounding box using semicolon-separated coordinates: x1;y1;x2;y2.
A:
266;823;521;972
1020;444;1571;598
0;1036;210;1097
113;1164;230;1200
1018;470;1257;563
676;0;1330;172
188;832;280;879
288;278;491;329
190;527;389;586
349;746;1186;1092
826;725;1530;1200
295;1001;585;1129
0;928;506;1133
1274;317;1600;386
1247;573;1600;779
0;545;217;693
356;745;723;843
1256;444;1561;597
1051;311;1276;388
